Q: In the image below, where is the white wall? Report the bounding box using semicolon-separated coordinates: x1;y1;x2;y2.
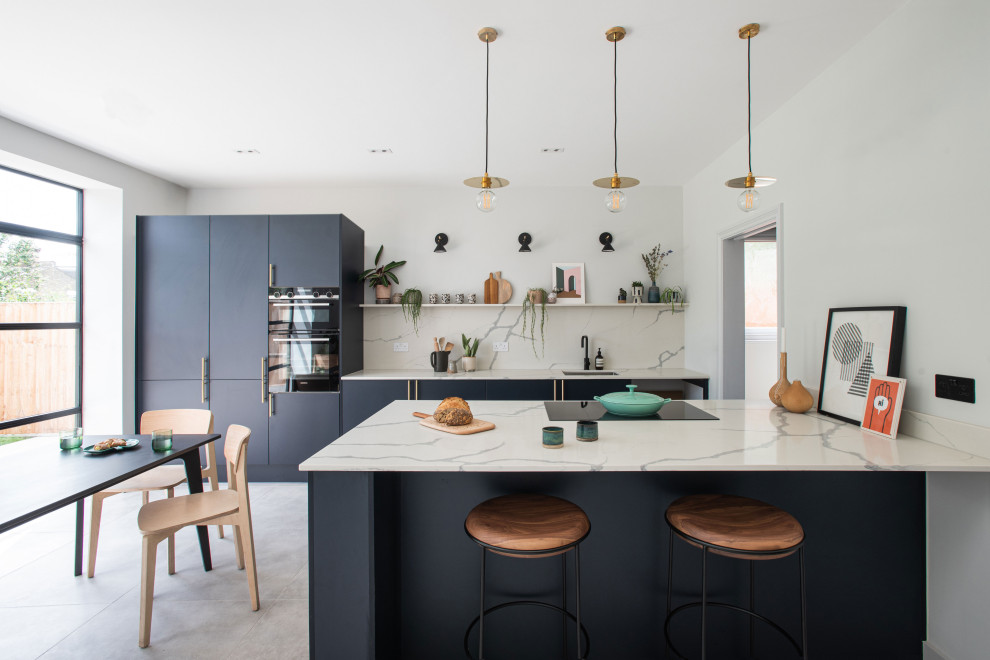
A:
682;1;990;657
188;185;685;369
745;339;777;400
0;116;187;433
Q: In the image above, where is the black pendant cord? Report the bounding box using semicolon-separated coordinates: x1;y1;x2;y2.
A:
485;39;490;174
613;37;618;175
747;34;752;174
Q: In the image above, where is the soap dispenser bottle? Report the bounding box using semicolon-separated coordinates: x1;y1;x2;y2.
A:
595;348;604;370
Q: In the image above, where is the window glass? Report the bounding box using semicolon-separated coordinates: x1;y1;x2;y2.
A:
0;413;80;446
0;232;78;310
0;329;79;420
0;168;79;235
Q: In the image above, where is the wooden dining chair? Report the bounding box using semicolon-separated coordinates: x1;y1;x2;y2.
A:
137;424;258;648
87;409;221;579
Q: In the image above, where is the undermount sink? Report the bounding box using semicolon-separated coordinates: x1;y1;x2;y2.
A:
561;370;620;376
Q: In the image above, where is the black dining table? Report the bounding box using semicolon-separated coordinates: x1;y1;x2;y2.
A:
0;433;221;576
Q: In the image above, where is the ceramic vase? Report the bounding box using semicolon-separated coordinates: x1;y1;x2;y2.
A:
781;380;815;414
461;356;477;372
769;352;791;406
647;281;661;304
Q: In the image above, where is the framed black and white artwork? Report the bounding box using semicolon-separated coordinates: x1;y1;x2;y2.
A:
817;306;907;425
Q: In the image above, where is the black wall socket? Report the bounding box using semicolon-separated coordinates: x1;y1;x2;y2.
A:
935;374;976;404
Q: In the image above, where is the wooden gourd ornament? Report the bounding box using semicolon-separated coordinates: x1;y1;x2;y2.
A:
781;380;815;414
769;352;791;406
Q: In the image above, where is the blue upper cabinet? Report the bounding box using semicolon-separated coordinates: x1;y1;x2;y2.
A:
209;215;270;380
137;215;210;381
269;214;341;287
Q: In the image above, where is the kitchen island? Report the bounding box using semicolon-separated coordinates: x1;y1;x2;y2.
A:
302;400;990;660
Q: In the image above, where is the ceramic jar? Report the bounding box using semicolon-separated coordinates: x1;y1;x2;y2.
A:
454;293;465;304
428;293;439;304
441;293;451;304
468;293;477;304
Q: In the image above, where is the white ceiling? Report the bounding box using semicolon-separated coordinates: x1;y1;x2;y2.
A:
0;0;906;189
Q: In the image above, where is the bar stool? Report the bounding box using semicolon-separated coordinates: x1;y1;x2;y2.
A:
464;493;591;659
663;494;807;659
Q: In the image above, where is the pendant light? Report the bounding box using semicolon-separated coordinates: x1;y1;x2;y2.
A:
593;26;639;213
725;23;775;212
464;27;508;212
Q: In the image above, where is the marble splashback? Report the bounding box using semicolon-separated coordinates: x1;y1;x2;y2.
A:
362;304;686;370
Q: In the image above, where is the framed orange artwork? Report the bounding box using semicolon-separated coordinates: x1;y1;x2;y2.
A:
861;375;907;439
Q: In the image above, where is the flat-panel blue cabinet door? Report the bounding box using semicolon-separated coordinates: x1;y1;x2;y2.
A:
268;392;340;467
342;380;408;434
268;215;341;287
137;380;209;428
210;380;270;472
137;216;210;380
209;215;270;380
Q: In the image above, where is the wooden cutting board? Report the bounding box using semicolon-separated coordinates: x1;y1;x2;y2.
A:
484;273;498;304
495;271;512;304
416;415;496;435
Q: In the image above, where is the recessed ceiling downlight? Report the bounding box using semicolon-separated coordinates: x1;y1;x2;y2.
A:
368;148;393;154
235;149;261;155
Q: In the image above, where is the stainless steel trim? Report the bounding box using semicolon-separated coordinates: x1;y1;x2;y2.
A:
272;302;331;307
273;338;331;343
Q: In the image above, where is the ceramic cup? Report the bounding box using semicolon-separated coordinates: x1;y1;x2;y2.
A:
430;351;450;373
542;426;564;449
441;293;451;304
468;293;477;304
151;428;173;452
59;429;82;450
576;420;599;442
428;293;439;304
454;293;465;304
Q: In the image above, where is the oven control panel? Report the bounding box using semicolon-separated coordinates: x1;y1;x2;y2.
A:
268;287;340;300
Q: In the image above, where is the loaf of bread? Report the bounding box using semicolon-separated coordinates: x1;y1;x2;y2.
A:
433;397;474;426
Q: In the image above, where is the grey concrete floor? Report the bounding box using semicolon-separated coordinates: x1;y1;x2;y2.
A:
0;482;308;659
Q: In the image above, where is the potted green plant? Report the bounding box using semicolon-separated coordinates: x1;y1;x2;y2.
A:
521;288;548;357
401;287;423;334
658;286;685;311
461;334;480;372
618;287;627;303
359;245;406;303
631;281;644;303
641;243;674;303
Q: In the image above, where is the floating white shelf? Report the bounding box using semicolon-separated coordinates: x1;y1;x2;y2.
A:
359;303;688;309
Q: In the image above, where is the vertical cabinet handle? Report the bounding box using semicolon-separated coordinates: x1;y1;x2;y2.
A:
201;357;208;403
553;379;558;401
415;380;419;400
269;264;274;287
407;380;411;400
269;394;274;418
261;357;268;403
560;379;565;401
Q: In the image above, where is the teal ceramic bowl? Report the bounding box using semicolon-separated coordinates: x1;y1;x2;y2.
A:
594;384;671;417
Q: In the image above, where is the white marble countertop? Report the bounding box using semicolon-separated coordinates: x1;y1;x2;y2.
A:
341;368;710;381
300;399;990;473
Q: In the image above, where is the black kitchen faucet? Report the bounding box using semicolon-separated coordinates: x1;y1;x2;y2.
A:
581;335;590;370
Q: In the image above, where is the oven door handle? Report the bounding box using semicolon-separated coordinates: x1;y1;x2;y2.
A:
273;337;332;342
271;302;332;307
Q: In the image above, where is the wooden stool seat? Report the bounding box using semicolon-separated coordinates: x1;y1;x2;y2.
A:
666;494;804;559
466;494;590;558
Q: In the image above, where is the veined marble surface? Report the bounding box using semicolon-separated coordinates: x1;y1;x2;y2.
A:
300;399;990;473
342;368;709;381
362;303;685;370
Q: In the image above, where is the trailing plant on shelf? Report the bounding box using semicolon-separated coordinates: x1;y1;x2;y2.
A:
521;288;548;357
658;286;685;311
359;245;406;300
400;287;423;334
461;334;480;372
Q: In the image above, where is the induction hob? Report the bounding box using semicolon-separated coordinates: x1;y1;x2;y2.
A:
543;400;719;422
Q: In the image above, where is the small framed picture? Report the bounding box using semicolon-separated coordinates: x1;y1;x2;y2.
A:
861;376;907;438
818;306;906;425
552;262;586;304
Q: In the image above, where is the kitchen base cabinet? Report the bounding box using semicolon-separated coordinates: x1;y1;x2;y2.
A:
268;393;340;475
209;380;270;478
342;380;409;434
485;380;554;401
417;380;486;402
561;378;631;401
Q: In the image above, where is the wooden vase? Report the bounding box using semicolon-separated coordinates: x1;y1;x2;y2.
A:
769;352;791;406
781;380;815;414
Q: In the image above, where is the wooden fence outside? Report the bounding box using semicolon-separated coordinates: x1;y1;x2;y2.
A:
0;302;77;435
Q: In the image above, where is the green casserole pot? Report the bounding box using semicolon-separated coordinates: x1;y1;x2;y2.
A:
594;384;671;417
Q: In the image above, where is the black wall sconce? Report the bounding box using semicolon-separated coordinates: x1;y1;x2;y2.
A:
599;232;615;252
518;232;532;253
434;233;448;253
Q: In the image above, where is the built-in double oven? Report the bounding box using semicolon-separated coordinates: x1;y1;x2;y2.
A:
268;287;340;393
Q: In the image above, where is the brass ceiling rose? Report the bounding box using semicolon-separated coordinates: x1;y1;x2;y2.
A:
738;23;760;40
464;175;509;189
478;27;497;43
593;175;640;189
606;26;626;42
725;174;776;189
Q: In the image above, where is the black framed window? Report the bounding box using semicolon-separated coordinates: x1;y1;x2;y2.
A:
0;165;82;444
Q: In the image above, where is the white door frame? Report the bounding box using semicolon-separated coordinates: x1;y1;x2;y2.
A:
716;203;784;399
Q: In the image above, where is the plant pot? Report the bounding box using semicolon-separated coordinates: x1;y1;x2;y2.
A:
461;356;478;372
528;290;545;305
547;291;558;304
631;286;644;303
647;282;661;304
375;284;391;302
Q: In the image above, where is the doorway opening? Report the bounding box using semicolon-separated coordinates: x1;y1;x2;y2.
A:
718;205;783;399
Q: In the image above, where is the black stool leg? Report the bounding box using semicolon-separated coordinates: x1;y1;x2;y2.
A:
800;547;808;660
562;552;568;657
750;560;756;657
665;527;674;659
575;544;583;660
479;548;487;660
701;545;708;660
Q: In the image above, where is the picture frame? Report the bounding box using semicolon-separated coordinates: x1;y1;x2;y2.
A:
817;306;906;425
861;375;907;439
552;262;586;304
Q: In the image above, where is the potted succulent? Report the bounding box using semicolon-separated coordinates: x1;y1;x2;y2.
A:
521;287;549;357
631;281;644;303
461;334;480;372
641;243;674;304
359;245;406;303
401;287;423;334
618;287;627;303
